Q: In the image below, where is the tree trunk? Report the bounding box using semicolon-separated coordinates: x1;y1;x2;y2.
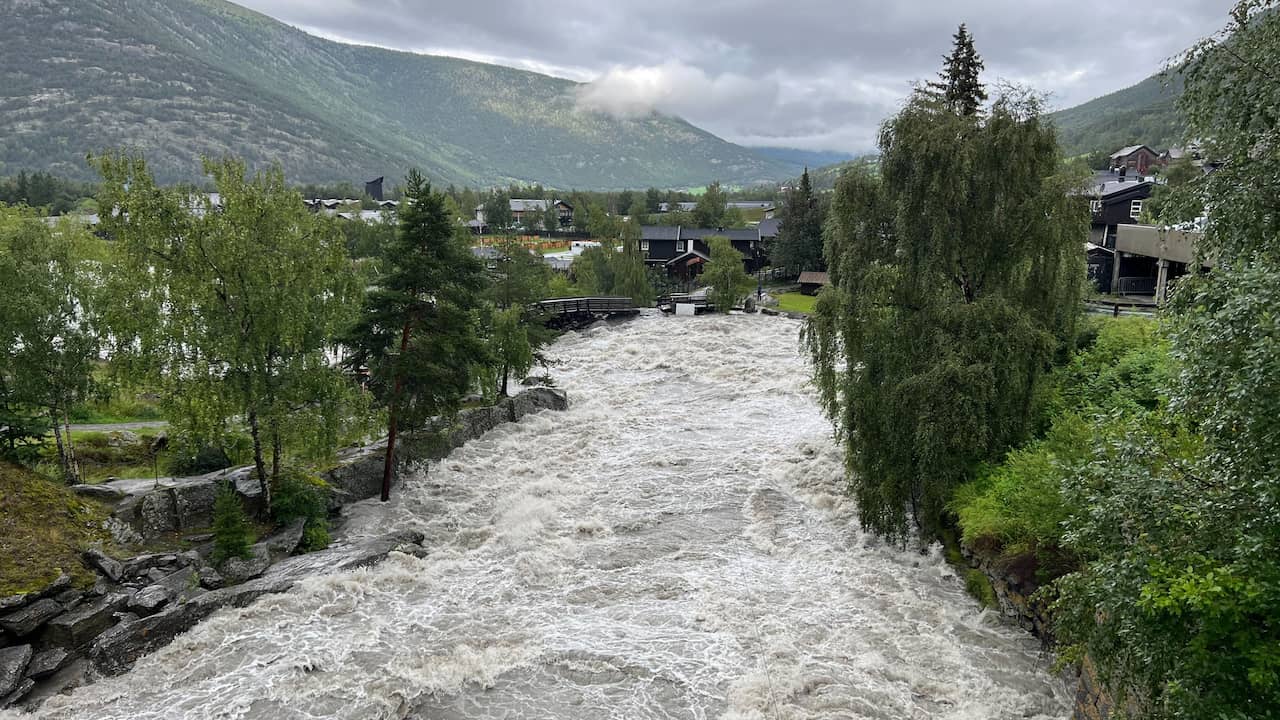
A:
381;319;414;502
271;429;282;483
50;409;72;484
60;404;80;485
248;410;271;513
499;362;510;398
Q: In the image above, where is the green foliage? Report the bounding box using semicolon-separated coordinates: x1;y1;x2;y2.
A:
0;1;798;188
344;170;490;430
1049;73;1186;158
805;70;1088;542
926;24;988;117
211;481;254;565
0;172;96;215
570;228;655;305
1050;4;1280;717
270;468;330;552
773;169;827;273
703;236;752;312
692;181;729;228
0;461;111;596
0;206;102;480
96;154;366;508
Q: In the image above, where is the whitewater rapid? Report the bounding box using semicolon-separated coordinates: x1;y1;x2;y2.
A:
18;313;1070;719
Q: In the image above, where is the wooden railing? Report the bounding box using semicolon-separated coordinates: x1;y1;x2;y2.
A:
537;297;638;316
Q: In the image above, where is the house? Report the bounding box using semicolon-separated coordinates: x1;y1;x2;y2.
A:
474;199;574;229
798;271;830;296
1111;224;1211;303
1110;145;1160;175
1083;176;1155;292
658;202;698;213
640;225;769;280
757;218;781;244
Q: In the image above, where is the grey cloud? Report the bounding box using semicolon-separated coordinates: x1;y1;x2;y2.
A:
236;0;1235;153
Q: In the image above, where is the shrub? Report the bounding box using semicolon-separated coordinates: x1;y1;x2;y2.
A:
271;468;331;552
211;481;254;565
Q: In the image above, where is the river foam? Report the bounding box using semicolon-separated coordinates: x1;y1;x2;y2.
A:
15;312;1069;720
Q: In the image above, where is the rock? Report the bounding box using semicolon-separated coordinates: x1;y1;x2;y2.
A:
127;586;171;615
145;567;168;584
91;576;295;676
0;645;33;697
219;552;271;585
102;516;144;546
83;549;123;582
106;430;140;447
262;519;307;560
24;648;70;680
0;599;62;637
136;492;178;539
177;550;202;566
54;590;83;605
15;659;89;711
43;594;129;650
71;484;127;502
1;679;34;709
121;553;179;580
197;567;225;590
36;574;72;600
0;595;27;612
761;306;779;316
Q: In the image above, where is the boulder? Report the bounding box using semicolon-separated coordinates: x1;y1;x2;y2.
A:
127;586;171;615
197;566;225;590
0;599;62;637
24;648;70;680
14;659;89;711
71;484;127;502
0;645;33;698
43;594;128;650
105;431;140;447
121;553;180;580
83;549;123;583
102;516;144;546
0;595;27;613
1;679;34;710
53;590;83;605
91;576;295;676
262;519;306;560
219;552;271;585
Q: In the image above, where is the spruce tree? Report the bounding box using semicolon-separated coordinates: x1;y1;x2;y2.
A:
774;168;826;273
928;24;988;116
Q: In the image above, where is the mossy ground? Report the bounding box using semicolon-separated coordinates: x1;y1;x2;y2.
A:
0;462;111;596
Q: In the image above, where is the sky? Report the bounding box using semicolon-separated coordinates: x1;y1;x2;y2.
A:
235;0;1234;155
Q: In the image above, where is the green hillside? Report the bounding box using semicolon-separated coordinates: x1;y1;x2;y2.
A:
0;0;798;188
1049;72;1187;157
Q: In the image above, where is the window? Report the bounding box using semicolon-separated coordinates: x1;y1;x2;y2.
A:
1130;200;1144;219
641;240;650;253
1089;200;1102;213
676;241;686;252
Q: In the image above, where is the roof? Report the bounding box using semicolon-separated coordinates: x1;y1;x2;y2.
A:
680;227;759;242
641;225;681;241
726;201;776;210
1089;180;1154;199
665;249;711;266
658;202;697;212
798;271;830;286
758;218;781;238
1110;145;1155;159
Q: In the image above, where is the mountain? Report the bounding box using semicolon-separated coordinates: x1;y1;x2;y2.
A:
748;147;857;169
1049;72;1187;158
0;0;800;189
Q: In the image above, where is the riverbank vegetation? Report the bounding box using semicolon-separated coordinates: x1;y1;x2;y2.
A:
807;5;1280;717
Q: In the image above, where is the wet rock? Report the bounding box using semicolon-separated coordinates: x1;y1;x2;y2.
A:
0;645;33;697
16;659;89;711
0;599;62;637
263;519;306;559
44;594;128;650
91;576;295;676
83;549;123;582
54;590;83;605
71;484;127;502
197;566;224;590
1;679;34;709
127;586;171;615
0;595;27;612
178;550;202;566
24;648;70;680
145;567;169;584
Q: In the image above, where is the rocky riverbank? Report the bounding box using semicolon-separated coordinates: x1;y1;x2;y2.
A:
0;388;567;711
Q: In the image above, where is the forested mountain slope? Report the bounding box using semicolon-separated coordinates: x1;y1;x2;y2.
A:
0;0;798;188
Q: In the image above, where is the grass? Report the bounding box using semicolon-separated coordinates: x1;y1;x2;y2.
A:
776;292;818;314
0;462;112;596
40;428;167;484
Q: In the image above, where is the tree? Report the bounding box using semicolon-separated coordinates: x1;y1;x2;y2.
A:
612;220;654;306
773;168;827;273
486;238;552;397
804;58;1086;541
1053;4;1280;716
692;181;728;228
0;208;100;481
927;24;988;117
543;203;559;235
645;187;662;213
96;155;362;511
703;236;751;312
483;191;512;231
344;170;489;501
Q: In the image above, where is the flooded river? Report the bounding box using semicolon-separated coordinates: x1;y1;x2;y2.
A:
22;313;1069;719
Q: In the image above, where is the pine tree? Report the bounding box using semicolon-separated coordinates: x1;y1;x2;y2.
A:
928;24;988;116
343;170;490;501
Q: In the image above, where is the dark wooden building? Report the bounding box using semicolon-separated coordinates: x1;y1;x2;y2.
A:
1109;145;1160;175
640;225;769;279
1084;177;1154;292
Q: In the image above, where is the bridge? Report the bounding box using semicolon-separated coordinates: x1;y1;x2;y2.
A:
537;297;641;326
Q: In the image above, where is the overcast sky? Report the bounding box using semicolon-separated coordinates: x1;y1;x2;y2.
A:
236;0;1233;154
